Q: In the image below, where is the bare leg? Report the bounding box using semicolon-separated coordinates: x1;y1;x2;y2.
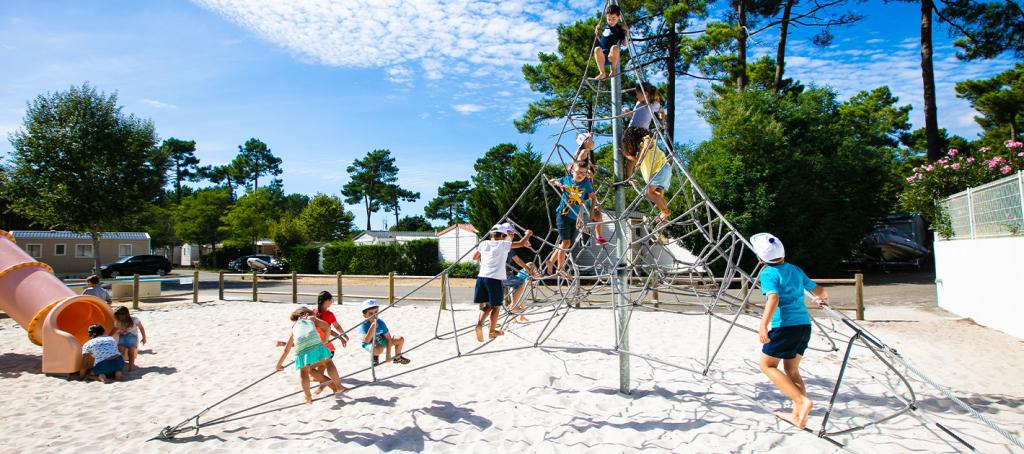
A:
476;306;487;342
646;186;671;220
556;240;571;272
608;45;620;76
128;347;137;372
488;306;503;338
593;47;607;79
759;354;812;428
512;284;528;322
394;336;405;358
311;364;334;394
384;335;394;362
324;361;345;393
300;369;313;404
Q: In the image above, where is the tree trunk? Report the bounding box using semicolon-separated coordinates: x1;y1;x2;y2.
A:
920;0;942;162
666;25;678;145
91;231;102;276
774;0;796;93
364;195;372;231
394;205;400;229
1011;122;1017;141
736;0;748;92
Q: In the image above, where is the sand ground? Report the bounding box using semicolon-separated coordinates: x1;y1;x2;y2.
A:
0;277;1021;453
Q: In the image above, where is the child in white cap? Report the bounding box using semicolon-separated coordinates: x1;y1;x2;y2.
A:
751;233;829;429
359;299;409;366
472;224;531;341
572;132;607;245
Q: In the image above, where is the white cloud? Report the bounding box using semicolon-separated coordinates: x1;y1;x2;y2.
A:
865;38;884;44
452;103;484;114
191;0;586;84
141;98;177;109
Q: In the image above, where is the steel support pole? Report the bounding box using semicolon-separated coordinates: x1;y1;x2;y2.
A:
610;42;630;395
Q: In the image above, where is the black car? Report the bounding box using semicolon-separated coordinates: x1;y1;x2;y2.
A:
100;254;173;278
228;254;274;272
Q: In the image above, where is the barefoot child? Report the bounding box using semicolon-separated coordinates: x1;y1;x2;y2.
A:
360;299;410;366
313;290;348;394
473;226;514;341
498;224;536;323
276;307;344;404
752;233;829;429
112;306;146;372
593;4;629;80
630;133;673;224
620;83;665;179
80;324;125;383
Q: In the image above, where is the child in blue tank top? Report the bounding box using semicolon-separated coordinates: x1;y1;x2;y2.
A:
593;4;629;80
752;233;829;430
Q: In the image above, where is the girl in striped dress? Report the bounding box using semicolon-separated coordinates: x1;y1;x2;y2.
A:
276;307;344;404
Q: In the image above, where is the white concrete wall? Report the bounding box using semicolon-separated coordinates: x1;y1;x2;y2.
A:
934;235;1024;339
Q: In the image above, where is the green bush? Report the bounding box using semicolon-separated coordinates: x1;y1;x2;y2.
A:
322;241;403;275
441;261;479;278
401;239;440;275
286;245;321;273
321;241;355;274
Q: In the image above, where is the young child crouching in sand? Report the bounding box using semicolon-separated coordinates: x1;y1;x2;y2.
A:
80;324;125;383
752;233;829;429
360;299;409;366
276;307;344;404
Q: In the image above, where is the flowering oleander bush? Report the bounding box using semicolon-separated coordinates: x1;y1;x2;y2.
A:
899;140;1024;237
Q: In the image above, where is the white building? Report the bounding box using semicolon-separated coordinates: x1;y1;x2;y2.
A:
436;224;479;263
352;231;436;245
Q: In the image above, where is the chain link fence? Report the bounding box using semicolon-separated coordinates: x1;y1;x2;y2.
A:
941;171;1024;240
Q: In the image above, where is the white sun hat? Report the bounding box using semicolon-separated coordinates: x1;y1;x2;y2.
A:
576;131;593;147
361;299;380;313
500;223;516;235
750;233;785;263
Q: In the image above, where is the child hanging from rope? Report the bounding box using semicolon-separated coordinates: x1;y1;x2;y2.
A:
593;4;629;81
546;164;597;275
275;306;344;405
575;132;607;245
623;131;672;224
360;299;409;366
751;233;829;429
621;83;665;179
473;225;532;341
112;306;147;372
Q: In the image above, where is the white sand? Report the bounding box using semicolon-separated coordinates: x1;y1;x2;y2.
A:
0;299;1021;453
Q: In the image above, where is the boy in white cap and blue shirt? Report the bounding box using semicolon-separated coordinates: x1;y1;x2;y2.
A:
751;232;829;429
472;224;532;341
359;299;409;366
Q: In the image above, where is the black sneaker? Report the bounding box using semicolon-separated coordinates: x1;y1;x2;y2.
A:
372;355;380;367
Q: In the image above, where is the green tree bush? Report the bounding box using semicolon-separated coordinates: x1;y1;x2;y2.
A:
286;245;321;274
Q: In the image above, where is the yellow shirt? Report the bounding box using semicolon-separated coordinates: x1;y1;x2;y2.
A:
637;135;667;184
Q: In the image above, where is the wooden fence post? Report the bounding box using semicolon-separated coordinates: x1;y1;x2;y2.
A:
855;273;865;321
218;271;225;300
292;271;298;305
440;272;447;310
132;274;140;309
336;272;343;303
388;271;395;306
252;271;258;302
193;269;200;304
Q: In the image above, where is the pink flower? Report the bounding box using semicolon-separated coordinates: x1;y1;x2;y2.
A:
967;157;975;163
980;147;991;153
1001;165;1013;174
1018;152;1024;157
948;149;959;156
925;165;934;171
906;176;915;182
1006;140;1023;149
951;163;961;169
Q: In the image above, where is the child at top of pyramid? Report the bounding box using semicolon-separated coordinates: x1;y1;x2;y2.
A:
625;132;672;224
593;4;629;81
751;233;829;429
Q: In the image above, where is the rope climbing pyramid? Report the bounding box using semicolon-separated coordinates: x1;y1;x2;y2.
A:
156;1;1022;451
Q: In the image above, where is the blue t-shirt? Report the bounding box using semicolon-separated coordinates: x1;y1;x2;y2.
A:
758;262;816;328
555;176;594;220
360;318;389;337
600;23;626;51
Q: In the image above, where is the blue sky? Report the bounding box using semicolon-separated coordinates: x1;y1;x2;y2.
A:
0;0;1016;230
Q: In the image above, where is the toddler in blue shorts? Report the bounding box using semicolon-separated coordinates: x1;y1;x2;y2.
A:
752;233;829;429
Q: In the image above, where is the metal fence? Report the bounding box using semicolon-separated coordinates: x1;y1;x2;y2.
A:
941;171;1024;240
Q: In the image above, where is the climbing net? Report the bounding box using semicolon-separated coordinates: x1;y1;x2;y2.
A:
156;1;1022;451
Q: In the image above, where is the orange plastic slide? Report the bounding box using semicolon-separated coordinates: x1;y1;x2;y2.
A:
0;230;114;374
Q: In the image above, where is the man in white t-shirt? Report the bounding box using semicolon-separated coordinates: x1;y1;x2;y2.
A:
472;225;531;342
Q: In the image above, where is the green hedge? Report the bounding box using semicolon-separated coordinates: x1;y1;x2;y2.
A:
322;239;443;275
441;261;479;278
286;245;321;274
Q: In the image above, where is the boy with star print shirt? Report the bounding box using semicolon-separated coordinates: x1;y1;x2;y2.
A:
551;165;597;240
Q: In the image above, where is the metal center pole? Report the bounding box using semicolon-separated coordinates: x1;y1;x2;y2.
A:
610;42;630;395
